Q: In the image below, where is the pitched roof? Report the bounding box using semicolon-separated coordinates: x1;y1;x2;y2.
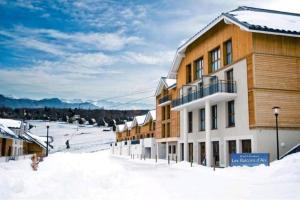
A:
0;124;18;139
144;110;156;124
155;77;176;96
132;115;146;127
125;121;133;130
116;124;125;133
24;132;47;149
168;6;300;78
0;118;22;129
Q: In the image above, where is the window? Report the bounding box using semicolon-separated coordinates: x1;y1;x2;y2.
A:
194;58;204;80
226;69;234;93
211;105;217;129
228;101;235;127
199;108;205;131
172;145;176;154
162;124;165;138
186;64;192;83
167;122;170;137
162;106;165;120
210;47;221;72
242;140;252;153
224;40;232;65
153;122;156;130
188;111;193;133
166;105;171;119
168;145;172;154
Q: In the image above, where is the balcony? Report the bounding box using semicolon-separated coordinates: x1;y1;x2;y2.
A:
172;80;237;110
158;95;171;106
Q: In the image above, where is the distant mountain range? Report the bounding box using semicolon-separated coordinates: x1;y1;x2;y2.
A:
0;95;153;110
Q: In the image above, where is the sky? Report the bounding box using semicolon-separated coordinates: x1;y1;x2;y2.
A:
0;0;299;108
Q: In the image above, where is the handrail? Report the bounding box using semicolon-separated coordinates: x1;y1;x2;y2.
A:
159;95;171;104
172;80;236;108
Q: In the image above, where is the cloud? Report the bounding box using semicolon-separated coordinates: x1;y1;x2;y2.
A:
122;51;174;65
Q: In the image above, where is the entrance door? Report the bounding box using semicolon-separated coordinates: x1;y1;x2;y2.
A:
200;142;206;165
188;143;193;162
212;141;220;166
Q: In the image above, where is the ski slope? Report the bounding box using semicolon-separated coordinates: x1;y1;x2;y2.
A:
28;121;115;153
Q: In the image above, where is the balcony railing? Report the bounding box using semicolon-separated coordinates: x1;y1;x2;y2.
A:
172;80;236;108
131;139;140;145
159;95;171;104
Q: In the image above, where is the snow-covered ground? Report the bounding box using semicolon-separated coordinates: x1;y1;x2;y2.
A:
28;121;115;153
0;150;300;200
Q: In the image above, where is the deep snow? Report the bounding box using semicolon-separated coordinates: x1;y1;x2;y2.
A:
0;150;299;200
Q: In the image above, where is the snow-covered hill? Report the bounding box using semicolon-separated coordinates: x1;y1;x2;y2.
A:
29;121;115;153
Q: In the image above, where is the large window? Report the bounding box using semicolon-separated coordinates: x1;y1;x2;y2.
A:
227;100;235;127
186;64;192;83
210;47;221;72
199;108;205;131
188;111;193;133
167;122;170;137
211;105;217;129
194;58;204;80
224;40;232;65
226;69;234;92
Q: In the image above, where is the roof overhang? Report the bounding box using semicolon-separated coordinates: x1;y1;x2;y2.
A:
167;13;300;78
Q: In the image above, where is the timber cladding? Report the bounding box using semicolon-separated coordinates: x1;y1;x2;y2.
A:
176;21;253;92
155;87;179;139
251;54;300;128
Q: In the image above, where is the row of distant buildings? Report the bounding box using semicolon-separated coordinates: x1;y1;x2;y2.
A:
0;118;46;161
112;6;300;167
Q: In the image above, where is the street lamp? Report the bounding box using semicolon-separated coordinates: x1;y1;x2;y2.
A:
46;122;50;157
272;106;280;160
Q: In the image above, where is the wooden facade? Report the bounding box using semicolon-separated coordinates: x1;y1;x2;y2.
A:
174;20;300;129
0;138;13;156
155;86;179;139
23;141;45;157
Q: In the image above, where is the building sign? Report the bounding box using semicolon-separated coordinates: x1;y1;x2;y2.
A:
230;153;269;167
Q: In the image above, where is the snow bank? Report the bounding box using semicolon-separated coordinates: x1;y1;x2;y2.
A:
1;151;299;200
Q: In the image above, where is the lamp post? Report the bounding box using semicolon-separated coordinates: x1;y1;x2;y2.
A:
46;123;50;157
272;106;280;160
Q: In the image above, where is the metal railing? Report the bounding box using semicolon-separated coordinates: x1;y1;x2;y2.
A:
131;139;140;145
159;95;171;104
172;80;236;108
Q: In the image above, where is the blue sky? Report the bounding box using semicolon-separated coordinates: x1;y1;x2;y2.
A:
0;0;299;108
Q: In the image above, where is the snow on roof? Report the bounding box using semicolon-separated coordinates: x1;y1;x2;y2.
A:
155;77;177;96
25;132;47;149
0;118;22;129
167;6;300;78
144;110;156;124
116;124;125;133
225;7;300;36
164;78;176;88
132;115;146;127
125;121;133;130
149;110;156;121
0;124;18;139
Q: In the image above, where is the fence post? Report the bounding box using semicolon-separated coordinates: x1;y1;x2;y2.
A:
191;158;193;167
176;155;177;163
168;155;170;165
133;154;134;160
156;154;158;163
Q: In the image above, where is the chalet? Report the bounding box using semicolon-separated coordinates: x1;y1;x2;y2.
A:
167;6;300;166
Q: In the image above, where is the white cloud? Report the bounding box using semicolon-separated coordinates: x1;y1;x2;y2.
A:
122;51;174;65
